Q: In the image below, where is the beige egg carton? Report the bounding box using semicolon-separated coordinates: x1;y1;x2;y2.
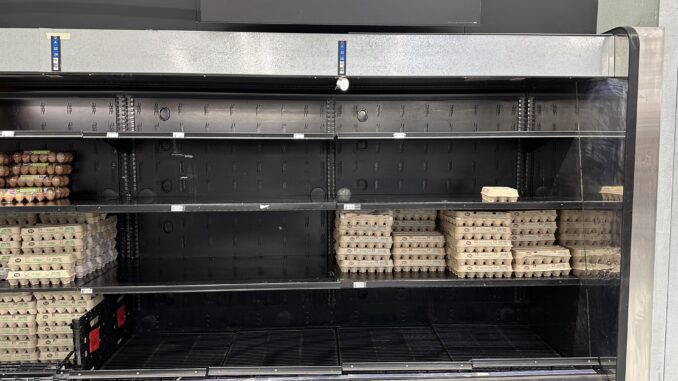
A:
392;247;445;260
39;213;107;225
0;336;37;350
20;224;85;241
558;233;612;247
38;349;70;363
37;325;72;338
0;227;21;243
393;209;437;221
568;246;621;265
0;300;37;315
511;234;556;247
35;312;83;327
440;211;511;227
0;326;36;336
557;223;611;235
0;293;33;303
510;222;558;235
481;186;519;203
600;186;623;201
512;246;571;265
393;259;446;272
392;232;444;248
510;210;557;223
446;239;512;253
0;214;38;226
571;255;620;267
0;314;36;328
337;259;394;273
572;262;620;277
448;261;513;279
334;225;391;237
443;225;512;240
336;235;393;249
6;269;76;286
337;211;394;228
8;254;77;271
37;336;72;349
446;250;513;266
558;210;614;224
33;291;90;301
392;219;437;232
0;241;21;255
335;247;391;261
513;262;571;278
0;350;39;363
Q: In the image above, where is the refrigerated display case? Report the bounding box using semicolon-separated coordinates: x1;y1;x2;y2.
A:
0;27;663;380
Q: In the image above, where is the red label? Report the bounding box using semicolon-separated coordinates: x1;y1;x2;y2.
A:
89;327;100;353
116;305;126;328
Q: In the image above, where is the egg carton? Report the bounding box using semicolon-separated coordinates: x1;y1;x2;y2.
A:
0;268;6;281
0;300;37;315
0;241;21;255
481;186;519;203
511;234;556;247
38;336;72;349
392;232;444;248
572;262;620;277
11;151;73;164
0;337;37;350
8;254;77;271
36;325;72;338
0;350;39;363
600;186;623;201
448;261;513;279
558;233;612;247
0;214;38;226
557;223;612;236
36;312;83;327
336;235;393;249
510;222;558;235
0;187;70;203
38;349;70;363
442;225;512;240
0;314;36;328
0;293;33;303
510;210;558;223
393;209;437;221
393;259;446;272
337;212;394;228
568;246;621;263
558;210;614;224
392;219;437;232
337;259;394;273
334;225;391;237
513;262;572;278
6;269;76;286
335;247;391;261
20;225;86;241
512;246;571;265
439;211;511;227
391;247;445;260
446;239;512;253
39;213;106;225
6;175;70;188
447;250;513;266
571;255;620;267
35;294;103;314
0;326;37;336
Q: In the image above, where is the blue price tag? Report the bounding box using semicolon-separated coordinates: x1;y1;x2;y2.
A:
51;36;61;71
338;41;346;75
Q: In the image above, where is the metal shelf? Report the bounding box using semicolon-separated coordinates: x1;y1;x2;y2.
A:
336;131;626;140
337;197;622;211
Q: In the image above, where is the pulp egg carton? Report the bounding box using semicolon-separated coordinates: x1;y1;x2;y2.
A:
337;259;394;273
510;234;556;247
443;225;512;240
37;336;72;353
6;269;76;286
391;247;445;260
336;235;393;249
20;224;85;241
512;246;571;265
335;247;391;261
0;314;36;328
557;222;611;235
448;260;513;279
558;210;614;224
0;350;39;363
510;210;557;223
393;258;446;272
39;213;107;225
481;186;519;203
11;151;73;164
568;246;620;264
0;214;37;226
439;211;511;227
600;186;623;201
334;225;391;237
392;232;444;248
558;233;612;247
39;349;70;363
0;336;37;350
0;300;37;315
392;219;437;232
513;262;571;278
37;325;72;339
35;294;103;315
0;293;32;303
0;326;37;337
0;241;21;255
8;254;76;271
336;211;394;228
6;175;70;188
510;222;558;235
0;187;70;203
0;226;21;242
20;239;86;255
393;209;437;221
572;262;621;277
36;312;83;328
571;254;621;268
447;250;513;266
446;238;512;253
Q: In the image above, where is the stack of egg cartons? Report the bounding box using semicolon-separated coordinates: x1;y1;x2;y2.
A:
391;209;445;273
0;214;37;281
558;210;620;277
335;211;394;274
440;211;513;278
510;211;571;278
0;293;38;363
34;291;104;363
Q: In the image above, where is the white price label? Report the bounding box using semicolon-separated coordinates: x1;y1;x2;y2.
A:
353;282;366;289
170;204;185;212
106;132;119;138
81;288;93;295
292;133;305;139
393;132;406;139
259;204;270;210
1;131;15;137
343;203;361;211
172;132;185;138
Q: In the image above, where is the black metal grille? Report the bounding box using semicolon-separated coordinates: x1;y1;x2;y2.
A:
338;326;450;362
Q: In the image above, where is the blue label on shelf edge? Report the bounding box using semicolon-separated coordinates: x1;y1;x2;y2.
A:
51;36;61;72
338;40;346;75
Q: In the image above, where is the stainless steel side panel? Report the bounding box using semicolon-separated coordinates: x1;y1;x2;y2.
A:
0;29;617;78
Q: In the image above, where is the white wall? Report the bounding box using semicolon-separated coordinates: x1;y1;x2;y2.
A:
597;0;659;32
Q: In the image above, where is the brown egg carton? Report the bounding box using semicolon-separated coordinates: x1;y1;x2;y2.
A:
11;151;73;164
447;251;513;266
0;187;70;203
510;222;557;235
443;225;512;240
440;211;511;227
334;225;391;237
392;219;437;232
393;209;437;221
481;187;519;203
6;269;76;287
10;163;72;177
511;234;556;247
335;247;391;261
512;246;571;265
0;314;36;328
513;262;571;278
600;186;623;201
510;210;557;223
0;300;37;315
392;247;445;260
558;210;614;224
337;259;394;273
0;241;21;255
0;214;38;226
393;259;446;272
6;175;69;188
392;232;445;248
39;213;107;225
448;261;513;279
8;255;76;271
336;235;393;249
0;350;39;363
557;222;611;235
337;211;394;228
446;238;512;253
0;293;33;303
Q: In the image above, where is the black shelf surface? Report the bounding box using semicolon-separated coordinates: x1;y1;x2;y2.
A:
336;272;597;288
336;131;626;140
1;130;335;140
